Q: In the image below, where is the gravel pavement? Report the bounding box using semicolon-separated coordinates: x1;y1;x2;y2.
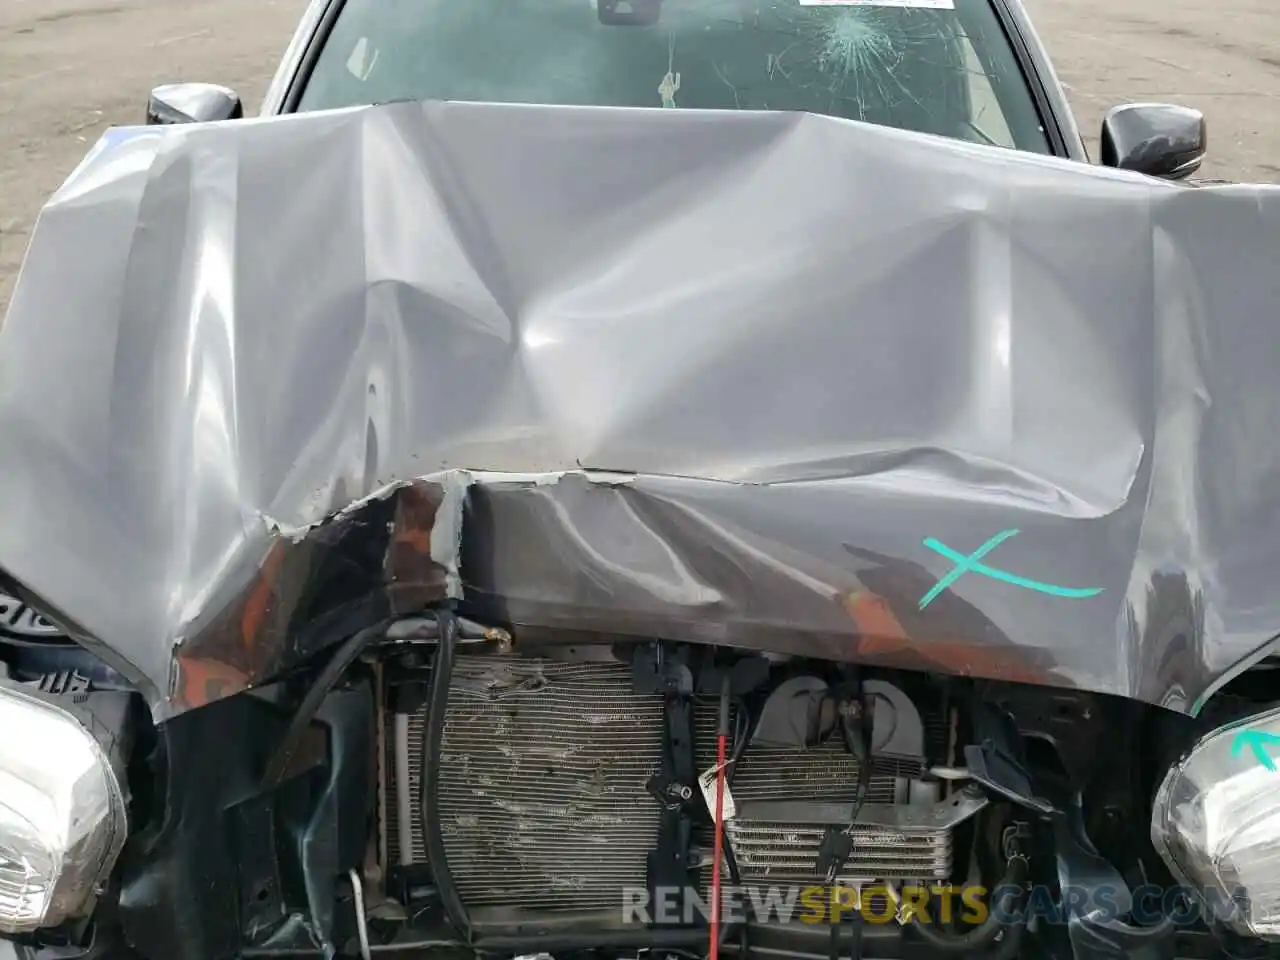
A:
0;0;308;313
1024;0;1280;178
2;0;1277;315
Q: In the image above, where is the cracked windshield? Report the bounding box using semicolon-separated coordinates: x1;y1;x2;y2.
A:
299;0;1051;154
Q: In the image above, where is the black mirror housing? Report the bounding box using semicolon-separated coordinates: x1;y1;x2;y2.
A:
147;83;244;126
1100;103;1206;180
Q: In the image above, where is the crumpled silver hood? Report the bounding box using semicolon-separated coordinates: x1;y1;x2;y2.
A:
0;99;1278;719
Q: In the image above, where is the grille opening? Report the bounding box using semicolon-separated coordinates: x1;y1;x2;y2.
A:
385;655;951;919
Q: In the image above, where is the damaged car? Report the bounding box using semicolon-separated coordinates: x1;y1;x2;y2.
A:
2;1;1280;960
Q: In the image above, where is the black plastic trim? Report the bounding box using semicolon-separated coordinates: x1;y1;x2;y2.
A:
280;0;347;114
419;609;472;942
987;0;1076;160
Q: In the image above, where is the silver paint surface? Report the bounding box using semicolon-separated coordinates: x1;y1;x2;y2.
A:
0;100;1278;718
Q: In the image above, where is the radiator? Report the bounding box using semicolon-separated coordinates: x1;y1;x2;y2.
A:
386;655;952;917
725;815;953;883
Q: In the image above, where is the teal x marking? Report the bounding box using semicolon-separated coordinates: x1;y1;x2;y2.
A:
919;528;1105;610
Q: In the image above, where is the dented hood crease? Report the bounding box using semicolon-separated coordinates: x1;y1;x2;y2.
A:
1;101;1279;720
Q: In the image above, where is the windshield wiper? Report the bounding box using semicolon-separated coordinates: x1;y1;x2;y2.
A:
964;119;1000;147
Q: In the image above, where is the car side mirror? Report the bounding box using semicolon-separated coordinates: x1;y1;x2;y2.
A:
1100;103;1206;180
146;83;243;125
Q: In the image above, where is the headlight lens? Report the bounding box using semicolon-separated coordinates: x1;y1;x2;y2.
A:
1152;705;1280;940
0;683;128;934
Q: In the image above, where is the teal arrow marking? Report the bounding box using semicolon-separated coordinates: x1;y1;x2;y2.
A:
1231;729;1280;771
919;529;1105;610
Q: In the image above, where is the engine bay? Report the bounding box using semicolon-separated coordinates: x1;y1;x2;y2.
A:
333;618;1207;960
385;646;971;932
4;608;1279;960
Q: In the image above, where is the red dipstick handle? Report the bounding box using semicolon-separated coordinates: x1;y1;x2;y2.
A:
710;731;727;960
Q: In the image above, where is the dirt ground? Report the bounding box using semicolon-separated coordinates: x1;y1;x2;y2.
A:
1;0;1278;315
1024;0;1280;177
0;0;309;314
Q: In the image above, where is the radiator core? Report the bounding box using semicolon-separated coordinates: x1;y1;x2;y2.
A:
387;655;947;916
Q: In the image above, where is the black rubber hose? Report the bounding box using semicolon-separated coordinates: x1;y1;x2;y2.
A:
729;698;750;769
839;707;874;818
906;853;1030;954
419;609;472;942
715;798;746;953
261;620;387;789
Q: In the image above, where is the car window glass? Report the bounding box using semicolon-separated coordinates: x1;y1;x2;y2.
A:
297;0;1050;156
959;32;1015;147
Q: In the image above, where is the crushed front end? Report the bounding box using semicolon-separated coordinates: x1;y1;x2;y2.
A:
6;594;1280;960
5;97;1280;960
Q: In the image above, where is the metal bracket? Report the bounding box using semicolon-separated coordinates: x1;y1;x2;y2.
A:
965;742;1055;815
646;774;696;812
644;645;699;926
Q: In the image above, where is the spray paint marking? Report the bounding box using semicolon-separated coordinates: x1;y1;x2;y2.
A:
918;528;1104;610
1231;729;1280;771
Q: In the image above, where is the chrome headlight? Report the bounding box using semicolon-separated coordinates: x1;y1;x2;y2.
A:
0;682;128;934
1152;705;1280;940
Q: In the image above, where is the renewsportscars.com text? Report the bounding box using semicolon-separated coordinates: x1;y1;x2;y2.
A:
621;884;1244;928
